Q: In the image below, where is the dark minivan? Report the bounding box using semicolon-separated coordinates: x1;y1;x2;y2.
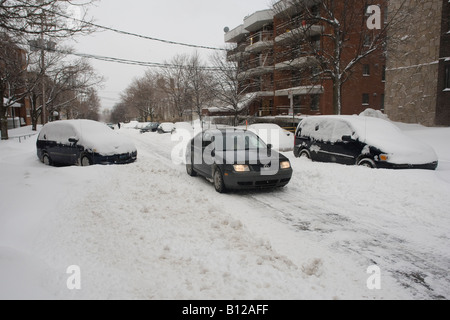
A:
37;119;137;166
294;115;438;170
186;128;293;193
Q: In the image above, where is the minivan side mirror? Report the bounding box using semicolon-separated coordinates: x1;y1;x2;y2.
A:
342;135;353;142
267;144;273;150
68;137;78;144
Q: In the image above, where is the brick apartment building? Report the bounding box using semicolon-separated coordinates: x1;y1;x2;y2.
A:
220;0;387;118
1;36;32;129
385;0;450;126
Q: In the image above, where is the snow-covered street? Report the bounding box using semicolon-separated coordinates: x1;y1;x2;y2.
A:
1;123;450;300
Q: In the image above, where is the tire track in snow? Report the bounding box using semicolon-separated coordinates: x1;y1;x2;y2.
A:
126;131;450;299
243;187;450;300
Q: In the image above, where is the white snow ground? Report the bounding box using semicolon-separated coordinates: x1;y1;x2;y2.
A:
0;123;449;300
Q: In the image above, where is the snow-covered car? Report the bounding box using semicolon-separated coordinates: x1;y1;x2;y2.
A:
172;122;194;135
37;119;137;166
157;122;175;134
140;122;160;133
186;128;293;193
294;115;438;170
248;123;294;152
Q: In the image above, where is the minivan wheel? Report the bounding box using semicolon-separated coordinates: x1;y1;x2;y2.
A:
357;158;376;168
299;149;311;160
186;159;197;177
81;154;92;166
42;153;52;166
213;169;226;193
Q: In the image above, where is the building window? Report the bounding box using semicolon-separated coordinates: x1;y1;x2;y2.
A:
382;65;386;82
363;64;370;76
362;93;370;105
445;65;450;90
381;94;385;111
311;95;320;111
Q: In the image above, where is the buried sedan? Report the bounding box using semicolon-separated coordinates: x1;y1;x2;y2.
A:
186;129;293;193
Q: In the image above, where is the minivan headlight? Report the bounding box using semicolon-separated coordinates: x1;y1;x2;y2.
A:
280;161;291;169
233;164;250;172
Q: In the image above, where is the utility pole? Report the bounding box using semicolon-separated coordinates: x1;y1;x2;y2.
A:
40;4;46;125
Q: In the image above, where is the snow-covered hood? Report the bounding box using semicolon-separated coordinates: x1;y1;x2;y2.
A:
75;120;136;156
353;117;438;165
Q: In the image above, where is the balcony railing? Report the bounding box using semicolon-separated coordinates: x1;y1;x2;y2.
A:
275;17;323;43
245;31;274;52
227;44;250;61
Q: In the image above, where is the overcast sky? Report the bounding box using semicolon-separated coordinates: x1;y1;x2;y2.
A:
69;0;273;110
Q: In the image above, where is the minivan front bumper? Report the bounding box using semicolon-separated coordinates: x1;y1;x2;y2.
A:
93;151;138;165
376;160;438;170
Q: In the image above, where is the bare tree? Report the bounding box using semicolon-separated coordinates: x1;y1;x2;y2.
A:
26;51;103;129
110;102;133;124
0;33;29;139
210;50;256;126
272;0;405;114
121;71;162;122
186;52;215;126
159;54;191;120
70;88;100;121
0;0;96;139
0;0;96;38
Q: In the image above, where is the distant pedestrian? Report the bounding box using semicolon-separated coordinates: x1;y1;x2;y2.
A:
118;122;121;129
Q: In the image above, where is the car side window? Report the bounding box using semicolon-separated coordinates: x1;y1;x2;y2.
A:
331;120;353;142
202;132;213;148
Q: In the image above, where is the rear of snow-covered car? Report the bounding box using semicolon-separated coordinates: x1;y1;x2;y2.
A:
157;122;175;134
37;120;137;166
248;123;294;152
294;115;438;170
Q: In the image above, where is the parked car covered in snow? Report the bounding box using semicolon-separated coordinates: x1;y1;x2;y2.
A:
157;122;175;134
294;115;438;170
140;122;160;133
172;122;194;135
247;123;294;152
186;128;293;193
37;119;137;166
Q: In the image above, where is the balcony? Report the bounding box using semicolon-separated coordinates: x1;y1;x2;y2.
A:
275;56;318;70
276;85;324;96
238;53;273;75
244;9;274;32
275;18;323;43
245;31;274;53
227;44;250;62
275;24;323;43
224;24;247;43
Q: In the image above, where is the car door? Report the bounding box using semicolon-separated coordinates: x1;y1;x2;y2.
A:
191;131;211;176
329;120;360;165
38;132;59;162
199;131;216;177
57;125;80;165
308;119;335;163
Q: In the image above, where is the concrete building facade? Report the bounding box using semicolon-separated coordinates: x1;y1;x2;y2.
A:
385;0;450;126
